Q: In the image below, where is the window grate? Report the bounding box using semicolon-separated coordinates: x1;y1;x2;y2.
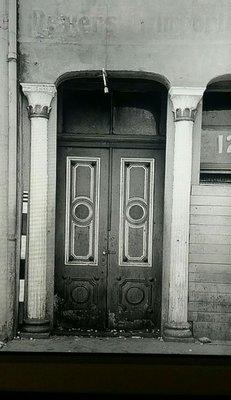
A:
200;172;231;184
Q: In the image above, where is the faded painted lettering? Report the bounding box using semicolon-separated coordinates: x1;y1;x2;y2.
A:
28;10;116;39
23;9;227;42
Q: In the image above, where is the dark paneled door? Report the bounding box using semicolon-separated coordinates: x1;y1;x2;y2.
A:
55;146;164;331
55;147;109;329
108;148;164;329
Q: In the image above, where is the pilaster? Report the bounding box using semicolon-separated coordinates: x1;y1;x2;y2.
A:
21;83;56;337
163;86;205;341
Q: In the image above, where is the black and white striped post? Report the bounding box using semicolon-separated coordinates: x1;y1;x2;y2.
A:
18;190;28;325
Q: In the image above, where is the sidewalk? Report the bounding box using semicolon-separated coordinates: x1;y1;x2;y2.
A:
1;335;231;355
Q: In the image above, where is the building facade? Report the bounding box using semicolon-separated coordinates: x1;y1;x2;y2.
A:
1;0;231;342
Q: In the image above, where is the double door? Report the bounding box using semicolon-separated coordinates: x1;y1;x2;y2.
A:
55;145;164;331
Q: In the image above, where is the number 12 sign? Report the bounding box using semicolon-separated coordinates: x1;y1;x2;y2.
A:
201;130;231;166
218;134;231;154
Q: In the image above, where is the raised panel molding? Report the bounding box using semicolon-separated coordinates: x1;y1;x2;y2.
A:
119;158;155;267
62;276;98;308
118;278;153;311
65;157;100;266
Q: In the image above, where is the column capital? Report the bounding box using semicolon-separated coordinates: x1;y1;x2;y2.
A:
169;86;205;122
21;83;56;119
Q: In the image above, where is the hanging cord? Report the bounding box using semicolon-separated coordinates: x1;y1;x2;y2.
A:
102;68;109;94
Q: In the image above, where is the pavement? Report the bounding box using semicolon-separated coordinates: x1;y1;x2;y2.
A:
1;334;231;396
1;335;231;355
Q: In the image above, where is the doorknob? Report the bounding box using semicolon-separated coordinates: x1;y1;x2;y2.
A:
102;250;116;255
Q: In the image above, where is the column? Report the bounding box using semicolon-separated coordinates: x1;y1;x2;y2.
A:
21;83;56;337
163;87;204;341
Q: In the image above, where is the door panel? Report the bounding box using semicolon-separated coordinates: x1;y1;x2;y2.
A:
55;147;109;329
108;148;164;330
118;157;154;267
65;156;100;266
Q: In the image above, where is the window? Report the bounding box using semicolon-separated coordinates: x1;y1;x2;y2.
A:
59;78;167;137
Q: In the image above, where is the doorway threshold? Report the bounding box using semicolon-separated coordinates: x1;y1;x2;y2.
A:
1;335;231;356
52;327;161;339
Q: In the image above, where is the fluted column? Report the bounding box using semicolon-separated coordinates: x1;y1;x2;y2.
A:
21;83;56;337
163;87;204;341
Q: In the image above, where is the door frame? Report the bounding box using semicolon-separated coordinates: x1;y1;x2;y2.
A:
45;76;171;334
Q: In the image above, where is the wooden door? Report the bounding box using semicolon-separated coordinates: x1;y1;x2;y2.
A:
55;145;164;331
108;148;164;330
55;146;109;329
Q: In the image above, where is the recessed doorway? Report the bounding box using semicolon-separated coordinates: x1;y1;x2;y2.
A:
54;77;167;334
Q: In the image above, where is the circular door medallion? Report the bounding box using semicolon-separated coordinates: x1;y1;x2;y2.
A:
125;286;145;305
72;200;93;224
71;285;89;304
126;200;147;224
75;203;90;220
129;204;144;220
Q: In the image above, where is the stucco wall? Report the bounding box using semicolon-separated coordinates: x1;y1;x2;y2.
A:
18;0;231;86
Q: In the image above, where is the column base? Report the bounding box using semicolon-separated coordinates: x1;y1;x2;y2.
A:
163;321;194;343
21;318;50;339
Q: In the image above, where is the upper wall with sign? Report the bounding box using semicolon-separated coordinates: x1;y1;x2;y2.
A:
18;0;231;86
